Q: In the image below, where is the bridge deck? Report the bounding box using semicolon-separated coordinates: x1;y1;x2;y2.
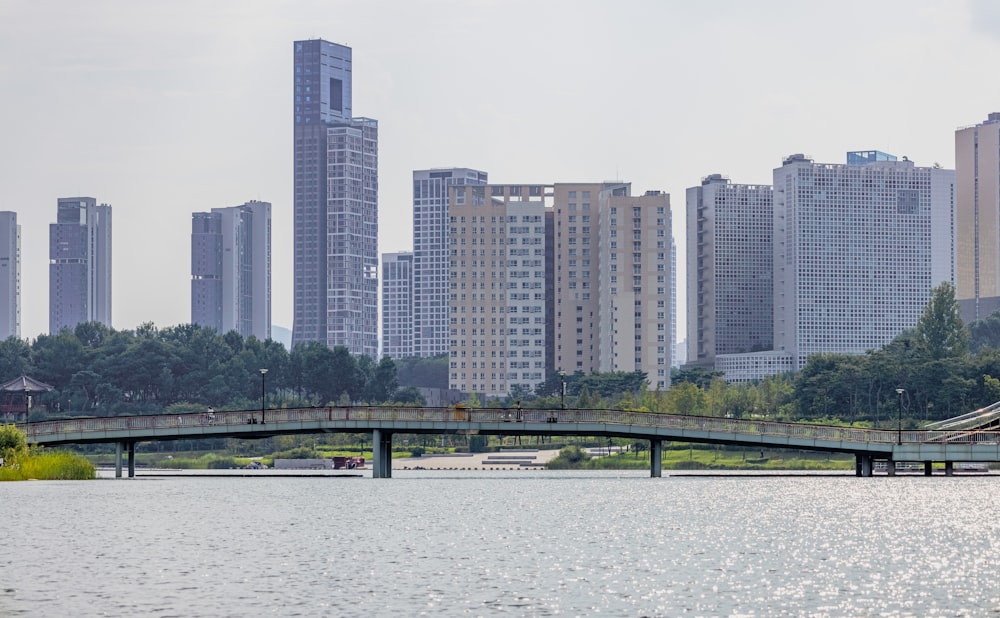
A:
14;406;1000;463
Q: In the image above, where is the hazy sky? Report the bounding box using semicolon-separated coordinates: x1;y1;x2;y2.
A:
2;0;999;342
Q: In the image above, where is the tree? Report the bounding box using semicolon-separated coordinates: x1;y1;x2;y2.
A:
0;424;27;463
915;282;968;360
664;381;706;415
671;366;724;390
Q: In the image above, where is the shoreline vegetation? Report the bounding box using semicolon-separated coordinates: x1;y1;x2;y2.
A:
0;425;95;481
85;442;857;472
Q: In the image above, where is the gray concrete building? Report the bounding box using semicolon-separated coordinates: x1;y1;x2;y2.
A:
49;197;111;334
191;200;271;340
292;39;378;357
686;174;773;368
381;251;414;359
0;212;19;339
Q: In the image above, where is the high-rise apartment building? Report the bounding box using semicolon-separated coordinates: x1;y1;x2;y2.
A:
449;184;549;398
956;114;1000;322
191;201;271;340
596;189;673;390
771;153;955;371
552;183;621;377
381;252;414;359
411;168;488;358
0;212;20;339
686;175;773;367
49;197;111;334
292;39;378;357
551;183;672;389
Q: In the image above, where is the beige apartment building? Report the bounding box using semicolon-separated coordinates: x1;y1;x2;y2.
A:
956;113;1000;321
552;183;672;390
448;184;550;398
448;181;673;399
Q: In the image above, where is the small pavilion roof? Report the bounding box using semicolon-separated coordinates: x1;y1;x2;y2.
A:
0;375;54;393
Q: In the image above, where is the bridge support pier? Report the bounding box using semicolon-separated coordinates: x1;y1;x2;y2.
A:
650;439;662;478
373;430;393;478
945;461;954;476
887;459;896;476
115;442;123;478
924;461;933;476
858;454;873;477
128;441;135;478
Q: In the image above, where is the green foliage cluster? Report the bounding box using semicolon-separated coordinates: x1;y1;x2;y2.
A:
545;445;592;469
0;322;432;419
794;282;989;424
0;425;95;480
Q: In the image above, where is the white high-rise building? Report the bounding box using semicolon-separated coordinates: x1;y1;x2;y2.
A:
686;175;773;367
0;212;20;339
772;152;955;370
412;168;487;358
381;252;414;359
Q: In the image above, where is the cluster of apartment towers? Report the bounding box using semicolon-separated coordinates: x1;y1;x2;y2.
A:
3;38;999;401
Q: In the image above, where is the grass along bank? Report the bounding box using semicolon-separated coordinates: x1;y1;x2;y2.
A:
0;425;95;481
548;444;854;471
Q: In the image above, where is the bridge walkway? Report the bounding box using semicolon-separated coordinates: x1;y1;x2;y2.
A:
13;406;1000;479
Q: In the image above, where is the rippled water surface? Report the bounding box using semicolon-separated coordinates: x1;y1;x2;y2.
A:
2;471;1000;617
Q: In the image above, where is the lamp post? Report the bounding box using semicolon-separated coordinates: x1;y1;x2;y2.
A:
895;388;905;445
559;370;567;410
259;368;268;424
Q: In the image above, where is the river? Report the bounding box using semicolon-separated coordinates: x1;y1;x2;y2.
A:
1;470;998;617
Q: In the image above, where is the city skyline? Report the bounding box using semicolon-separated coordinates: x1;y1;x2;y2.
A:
3;1;1000;340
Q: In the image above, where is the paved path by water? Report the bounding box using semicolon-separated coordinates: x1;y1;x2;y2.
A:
394;448;562;470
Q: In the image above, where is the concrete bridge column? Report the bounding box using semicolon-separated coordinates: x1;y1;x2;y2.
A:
924;461;933;476
127;441;136;478
855;455;862;477
887;459;896;476
372;430;393;479
861;454;873;477
650;439;662;478
115;442;123;478
945;461;954;476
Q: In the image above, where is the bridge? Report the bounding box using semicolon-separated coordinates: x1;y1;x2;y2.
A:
14;406;1000;478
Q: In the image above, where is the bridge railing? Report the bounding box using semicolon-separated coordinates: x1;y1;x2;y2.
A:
14;406;1000;447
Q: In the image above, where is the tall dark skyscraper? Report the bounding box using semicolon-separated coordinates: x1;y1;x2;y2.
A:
49;197;112;334
292;39;378;357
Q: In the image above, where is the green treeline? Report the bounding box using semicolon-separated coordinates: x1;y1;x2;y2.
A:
0;322;422;419
2;282;996;428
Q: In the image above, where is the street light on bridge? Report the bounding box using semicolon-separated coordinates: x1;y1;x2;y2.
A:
259;368;268;424
895;387;905;445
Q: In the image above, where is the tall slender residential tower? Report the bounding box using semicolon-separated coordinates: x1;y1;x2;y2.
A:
292;39;378;357
191;200;271;340
381;251;414;359
956;114;1000;321
596;189;673;390
686;175;773;368
412;168;487;358
0;212;20;339
49;197;111;334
